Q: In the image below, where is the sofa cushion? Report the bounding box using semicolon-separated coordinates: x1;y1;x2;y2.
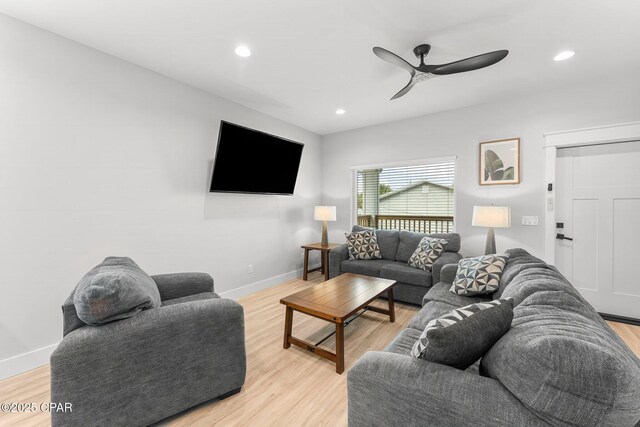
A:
385;328;422;356
410;298;513;370
396;231;460;262
375;230;400;261
74;257;161;326
352;225;399;260
380;262;432;287
161;292;220;306
345;229;382;260
423;282;492;308
494;248;561;298
341;259;395;276
407;236;448;271
481;290;640;426
408;300;458;331
450;253;509;295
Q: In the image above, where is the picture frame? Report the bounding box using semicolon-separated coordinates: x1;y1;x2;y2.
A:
479;138;520;185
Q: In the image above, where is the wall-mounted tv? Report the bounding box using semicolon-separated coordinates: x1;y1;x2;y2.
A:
209;121;304;195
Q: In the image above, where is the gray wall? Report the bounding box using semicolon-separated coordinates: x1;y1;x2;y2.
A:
321;73;640;258
0;14;322;377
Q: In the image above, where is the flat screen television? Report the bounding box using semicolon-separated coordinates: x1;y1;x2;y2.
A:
209;121;304;195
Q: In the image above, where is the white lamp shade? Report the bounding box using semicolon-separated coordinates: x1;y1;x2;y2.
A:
314;206;336;222
472;205;511;228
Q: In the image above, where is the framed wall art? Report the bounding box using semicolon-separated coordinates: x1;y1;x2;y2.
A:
479;138;520;185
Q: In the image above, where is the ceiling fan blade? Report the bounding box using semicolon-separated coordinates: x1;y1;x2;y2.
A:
390;79;416;100
431;50;508;75
373;47;416;76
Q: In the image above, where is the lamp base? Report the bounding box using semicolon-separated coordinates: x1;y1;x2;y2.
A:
321;221;328;246
485;227;496;255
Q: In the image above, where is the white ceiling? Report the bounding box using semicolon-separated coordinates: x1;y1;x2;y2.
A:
1;0;639;135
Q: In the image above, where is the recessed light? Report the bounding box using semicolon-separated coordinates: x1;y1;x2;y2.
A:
335;109;346;115
235;45;251;57
554;51;575;61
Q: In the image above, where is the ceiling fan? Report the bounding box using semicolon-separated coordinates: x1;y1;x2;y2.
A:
373;44;508;100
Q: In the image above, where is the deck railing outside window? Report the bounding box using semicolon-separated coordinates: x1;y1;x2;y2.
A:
357;215;454;233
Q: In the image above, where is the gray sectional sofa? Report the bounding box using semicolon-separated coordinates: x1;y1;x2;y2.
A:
51;271;246;427
348;249;640;427
329;225;462;305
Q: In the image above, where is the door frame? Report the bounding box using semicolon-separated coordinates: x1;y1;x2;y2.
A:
543;121;640;264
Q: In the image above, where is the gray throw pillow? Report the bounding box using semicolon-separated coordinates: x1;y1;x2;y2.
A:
345;230;382;260
407;236;448;271
410;298;514;369
74;256;161;325
450;253;510;295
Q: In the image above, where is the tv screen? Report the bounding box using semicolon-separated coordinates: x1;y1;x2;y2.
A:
209;121;304;195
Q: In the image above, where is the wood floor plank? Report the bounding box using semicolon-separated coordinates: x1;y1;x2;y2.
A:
607;321;640;357
1;273;639;426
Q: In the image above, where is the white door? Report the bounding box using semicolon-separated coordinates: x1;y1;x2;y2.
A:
555;141;640;319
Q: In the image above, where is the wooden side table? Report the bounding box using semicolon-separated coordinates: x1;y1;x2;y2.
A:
301;243;338;281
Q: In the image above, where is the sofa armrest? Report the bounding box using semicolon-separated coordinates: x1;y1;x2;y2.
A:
151;272;214;301
432;252;462;284
51;298;245;427
329;244;349;279
348;352;545;427
438;263;459;285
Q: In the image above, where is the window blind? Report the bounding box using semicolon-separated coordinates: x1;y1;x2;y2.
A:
355;160;455;233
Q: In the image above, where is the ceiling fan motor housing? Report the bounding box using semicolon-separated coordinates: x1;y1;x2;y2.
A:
413;44;431;58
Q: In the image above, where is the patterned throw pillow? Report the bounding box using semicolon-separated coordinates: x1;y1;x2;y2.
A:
449;253;510;295
410;298;514;369
345;230;382;260
407;236;448;271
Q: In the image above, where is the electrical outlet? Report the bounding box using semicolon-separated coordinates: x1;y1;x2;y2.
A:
247;264;253;274
522;216;539;226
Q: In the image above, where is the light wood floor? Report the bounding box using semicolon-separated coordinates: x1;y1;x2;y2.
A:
1;272;639;427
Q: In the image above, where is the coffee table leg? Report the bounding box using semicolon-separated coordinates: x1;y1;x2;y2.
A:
303;249;309;281
387;288;396;323
335;322;345;374
283;307;293;349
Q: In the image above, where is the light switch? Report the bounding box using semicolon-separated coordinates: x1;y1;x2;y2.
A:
522;216;539;226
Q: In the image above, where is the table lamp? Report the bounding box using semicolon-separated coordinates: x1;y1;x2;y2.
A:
314;206;336;246
472;205;511;255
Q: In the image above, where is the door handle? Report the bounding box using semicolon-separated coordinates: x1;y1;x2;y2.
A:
556;233;573;241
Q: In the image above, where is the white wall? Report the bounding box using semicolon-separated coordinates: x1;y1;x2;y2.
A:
0;14;322;378
321;73;640;258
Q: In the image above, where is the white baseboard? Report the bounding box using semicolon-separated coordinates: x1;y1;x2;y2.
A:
0;343;58;381
219;264;320;300
0;266;320;380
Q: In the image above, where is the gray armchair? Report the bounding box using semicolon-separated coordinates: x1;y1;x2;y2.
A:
51;272;246;427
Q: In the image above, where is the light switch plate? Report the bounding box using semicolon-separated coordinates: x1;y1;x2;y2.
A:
522;216;539;226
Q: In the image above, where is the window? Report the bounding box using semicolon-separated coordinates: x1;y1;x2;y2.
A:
355;159;455;233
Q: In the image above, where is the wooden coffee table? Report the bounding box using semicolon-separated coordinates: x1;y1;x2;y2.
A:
280;273;396;374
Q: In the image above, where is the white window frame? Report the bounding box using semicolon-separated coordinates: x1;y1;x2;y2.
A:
349;156;458;230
